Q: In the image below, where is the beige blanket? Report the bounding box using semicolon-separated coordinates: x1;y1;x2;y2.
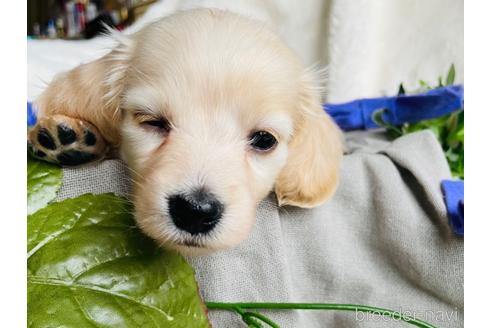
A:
56;131;463;328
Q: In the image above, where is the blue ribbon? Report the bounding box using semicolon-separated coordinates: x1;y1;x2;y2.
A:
324;85;463;131
27;102;37;127
324;86;464;236
441;180;464;236
28;85;464;130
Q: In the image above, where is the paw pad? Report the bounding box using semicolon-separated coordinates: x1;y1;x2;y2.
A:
34;149;47;158
84;130;97;146
57;150;98;166
57;125;77;145
37;128;56;150
28;115;107;166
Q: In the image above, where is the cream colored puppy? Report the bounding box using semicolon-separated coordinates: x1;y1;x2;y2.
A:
28;9;343;255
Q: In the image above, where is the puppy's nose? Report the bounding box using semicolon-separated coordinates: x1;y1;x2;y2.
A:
168;190;223;235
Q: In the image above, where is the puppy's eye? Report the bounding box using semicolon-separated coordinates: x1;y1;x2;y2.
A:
249;131;277;151
142;119;171;133
143;119;168;129
136;114;171;134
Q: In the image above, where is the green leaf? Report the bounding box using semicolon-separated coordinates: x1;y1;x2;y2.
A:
371;109;385;126
27;193;209;328
371;109;403;137
27;155;63;215
451;129;464;144
419;80;432;91
437;76;444;88
446;64;456;86
397;83;406;95
385;76;463;179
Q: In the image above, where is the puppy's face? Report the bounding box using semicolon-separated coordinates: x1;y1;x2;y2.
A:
121;87;292;255
111;10;342;255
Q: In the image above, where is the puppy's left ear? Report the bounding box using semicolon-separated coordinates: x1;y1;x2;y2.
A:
275;72;343;208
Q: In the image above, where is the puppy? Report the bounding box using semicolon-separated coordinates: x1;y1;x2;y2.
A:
28;9;343;255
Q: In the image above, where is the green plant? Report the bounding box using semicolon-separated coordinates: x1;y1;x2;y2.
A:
206;302;437;328
27;155;209;327
27;156;62;214
372;64;464;179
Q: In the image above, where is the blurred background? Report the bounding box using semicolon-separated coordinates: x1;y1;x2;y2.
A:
27;0;463;104
27;0;157;39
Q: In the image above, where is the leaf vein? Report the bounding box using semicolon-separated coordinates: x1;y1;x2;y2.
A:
72;293;103;328
28;276;174;321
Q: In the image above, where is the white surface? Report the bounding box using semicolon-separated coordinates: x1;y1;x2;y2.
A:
324;0;464;102
28;0;463;102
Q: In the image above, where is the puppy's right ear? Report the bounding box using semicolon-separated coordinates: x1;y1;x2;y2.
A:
275;71;343;208
35;34;134;145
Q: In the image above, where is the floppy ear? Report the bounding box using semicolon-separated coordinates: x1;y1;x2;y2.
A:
35;33;133;146
275;73;343;208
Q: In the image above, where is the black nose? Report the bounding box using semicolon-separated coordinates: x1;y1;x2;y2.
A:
168;190;223;235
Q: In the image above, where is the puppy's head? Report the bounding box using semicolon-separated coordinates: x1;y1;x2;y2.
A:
106;10;342;255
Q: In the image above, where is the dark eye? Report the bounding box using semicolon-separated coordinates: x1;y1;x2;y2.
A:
140;117;172;134
249;131;277;151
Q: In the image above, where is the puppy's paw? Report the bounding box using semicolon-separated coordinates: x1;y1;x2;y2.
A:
28;115;108;166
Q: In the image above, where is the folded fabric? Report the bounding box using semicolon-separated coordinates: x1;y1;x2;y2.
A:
324;85;464;131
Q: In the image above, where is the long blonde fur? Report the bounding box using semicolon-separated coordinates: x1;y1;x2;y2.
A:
33;9;343;254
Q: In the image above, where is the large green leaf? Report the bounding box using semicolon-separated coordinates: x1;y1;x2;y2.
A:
27;193;209;328
27;156;63;215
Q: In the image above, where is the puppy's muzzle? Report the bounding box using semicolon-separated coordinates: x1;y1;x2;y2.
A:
168;189;223;235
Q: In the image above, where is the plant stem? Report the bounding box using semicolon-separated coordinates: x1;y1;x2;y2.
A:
206;302;437;328
242;311;280;328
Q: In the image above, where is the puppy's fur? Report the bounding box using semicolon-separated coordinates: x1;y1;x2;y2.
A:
29;9;343;255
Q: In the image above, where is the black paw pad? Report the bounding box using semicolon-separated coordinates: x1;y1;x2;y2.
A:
57;150;97;166
27;142;47;158
84;130;97;146
34;150;47;158
57;125;77;145
37;128;56;150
